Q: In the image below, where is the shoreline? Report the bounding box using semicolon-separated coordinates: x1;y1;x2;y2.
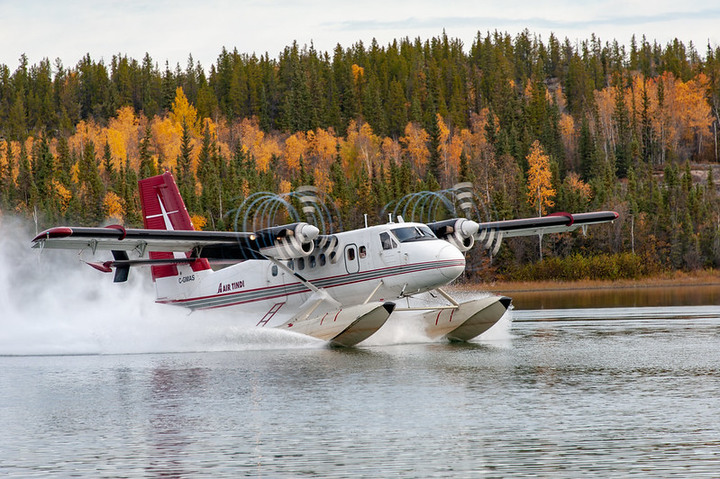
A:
457;271;720;294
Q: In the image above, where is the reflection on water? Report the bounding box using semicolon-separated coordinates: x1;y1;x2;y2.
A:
2;304;720;477
502;284;720;309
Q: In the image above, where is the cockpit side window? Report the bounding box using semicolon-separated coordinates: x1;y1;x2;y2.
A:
379;232;394;250
391;225;436;243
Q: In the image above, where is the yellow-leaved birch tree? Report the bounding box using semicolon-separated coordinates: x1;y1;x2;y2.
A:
526;140;555;216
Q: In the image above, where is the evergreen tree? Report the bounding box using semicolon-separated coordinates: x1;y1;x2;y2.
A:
138;126;157;179
386;79;407;138
77;140;105;223
102;140;117;189
458;150;475;183
639;79;656;164
175;120;196;211
0;140;16;207
578;116;596;180
613;76;632;178
55;136;73;187
31;134;54;198
123;158;141;225
16;140;36;208
8;91;27;140
197;122;221;228
425;111;441;183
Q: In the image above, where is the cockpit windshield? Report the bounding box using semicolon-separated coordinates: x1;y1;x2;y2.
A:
391;225;437;243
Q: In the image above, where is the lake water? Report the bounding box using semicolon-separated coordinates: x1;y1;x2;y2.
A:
3;301;720;478
500;284;720;310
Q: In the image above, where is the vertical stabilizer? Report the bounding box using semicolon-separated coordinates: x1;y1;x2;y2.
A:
138;172;211;282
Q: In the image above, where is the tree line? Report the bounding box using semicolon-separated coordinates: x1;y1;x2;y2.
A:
1;31;719;280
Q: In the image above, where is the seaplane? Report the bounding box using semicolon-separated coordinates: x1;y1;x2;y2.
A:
31;172;618;347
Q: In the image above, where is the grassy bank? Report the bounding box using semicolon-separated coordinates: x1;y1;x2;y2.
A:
461;269;720;294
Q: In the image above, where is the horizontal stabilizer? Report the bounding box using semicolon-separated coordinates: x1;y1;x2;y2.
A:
84;256;208;282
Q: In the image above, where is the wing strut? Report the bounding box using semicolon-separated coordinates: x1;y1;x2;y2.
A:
395;288;459;312
363;280;385;305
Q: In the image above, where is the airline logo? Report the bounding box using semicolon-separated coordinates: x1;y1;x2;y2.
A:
217;280;246;293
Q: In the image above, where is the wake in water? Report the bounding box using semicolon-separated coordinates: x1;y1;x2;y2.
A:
0;217;321;356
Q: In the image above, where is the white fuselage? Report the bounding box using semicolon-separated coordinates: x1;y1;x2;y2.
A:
155;222;466;327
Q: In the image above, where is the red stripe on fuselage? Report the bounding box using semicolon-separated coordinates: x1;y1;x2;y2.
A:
160;259;464;310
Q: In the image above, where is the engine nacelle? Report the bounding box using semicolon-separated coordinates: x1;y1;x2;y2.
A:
427;218;479;252
255;222;320;259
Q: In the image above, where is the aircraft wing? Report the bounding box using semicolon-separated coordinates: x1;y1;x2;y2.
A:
456;210;619;255
32;225;257;255
477;211;619;239
32;222;320;261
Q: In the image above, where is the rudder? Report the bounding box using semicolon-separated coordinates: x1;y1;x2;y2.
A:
138;172;211;281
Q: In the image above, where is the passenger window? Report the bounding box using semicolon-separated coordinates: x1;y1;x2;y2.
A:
380;232;393;250
359;246;367;258
319;253;326;266
271;264;278;276
347;248;355;261
309;255;316;268
330;251;338;264
298;258;305;270
288;260;294;270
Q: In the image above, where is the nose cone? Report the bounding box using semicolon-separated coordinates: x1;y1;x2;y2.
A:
298;223;320;242
437;243;466;280
460;219;479;237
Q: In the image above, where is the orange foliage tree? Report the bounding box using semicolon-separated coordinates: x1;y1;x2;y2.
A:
103;191;125;223
107;106;141;170
169;87;200;135
307;127;338;172
284;131;308;173
436;114;463;183
526;140;555;216
343;121;380;177
237;117;281;172
400;122;430;175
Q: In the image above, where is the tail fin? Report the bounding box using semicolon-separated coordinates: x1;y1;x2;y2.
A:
138;172;211;282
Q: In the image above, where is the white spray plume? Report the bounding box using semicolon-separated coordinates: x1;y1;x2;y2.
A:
0;216;319;355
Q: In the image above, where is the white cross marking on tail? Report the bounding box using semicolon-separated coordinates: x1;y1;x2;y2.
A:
151;195;186;261
144;195;179;229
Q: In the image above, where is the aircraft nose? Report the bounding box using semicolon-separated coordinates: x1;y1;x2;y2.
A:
437;243;466;280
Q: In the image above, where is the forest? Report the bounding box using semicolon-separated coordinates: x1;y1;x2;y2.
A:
1;31;720;281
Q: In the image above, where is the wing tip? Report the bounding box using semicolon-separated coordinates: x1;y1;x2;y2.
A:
32;227;74;242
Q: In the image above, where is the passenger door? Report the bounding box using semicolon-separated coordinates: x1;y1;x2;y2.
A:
344;243;360;274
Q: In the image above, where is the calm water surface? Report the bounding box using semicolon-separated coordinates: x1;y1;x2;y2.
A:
504;284;720;310
2;304;720;478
